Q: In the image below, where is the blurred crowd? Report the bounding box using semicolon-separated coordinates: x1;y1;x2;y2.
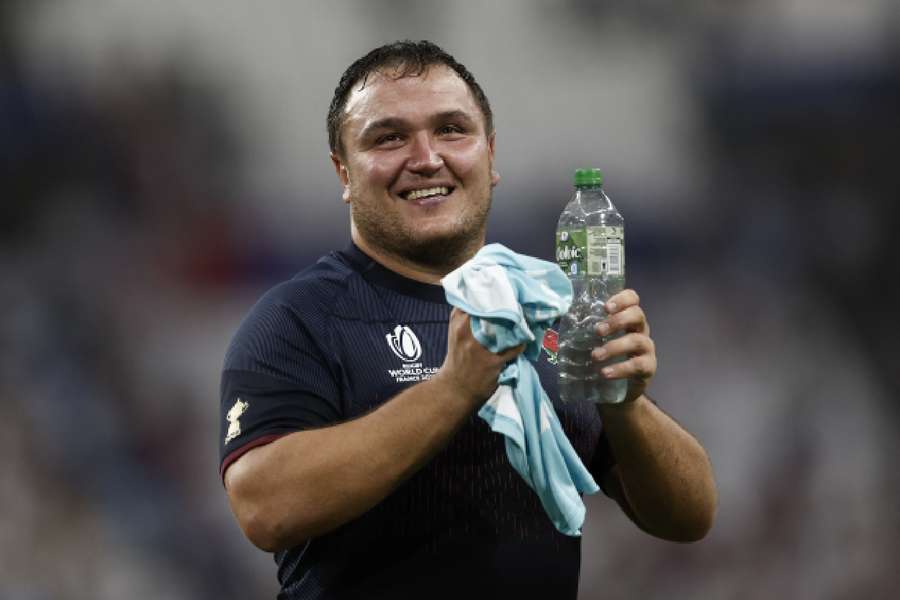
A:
2;2;897;599
1;3;278;596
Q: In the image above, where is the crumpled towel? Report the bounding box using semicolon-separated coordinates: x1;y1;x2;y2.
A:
441;243;600;536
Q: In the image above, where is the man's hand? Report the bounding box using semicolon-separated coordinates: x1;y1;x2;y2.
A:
434;308;525;408
591;289;657;404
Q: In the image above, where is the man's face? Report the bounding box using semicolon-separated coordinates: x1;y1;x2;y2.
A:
332;64;499;269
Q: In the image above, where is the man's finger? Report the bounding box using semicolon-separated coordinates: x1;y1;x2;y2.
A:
604;289;640;314
497;343;527;361
597;305;648;336
601;354;656;380
591;333;653;362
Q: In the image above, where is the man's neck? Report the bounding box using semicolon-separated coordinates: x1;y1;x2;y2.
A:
351;231;479;285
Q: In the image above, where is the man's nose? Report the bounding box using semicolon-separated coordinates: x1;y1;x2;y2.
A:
405;133;443;174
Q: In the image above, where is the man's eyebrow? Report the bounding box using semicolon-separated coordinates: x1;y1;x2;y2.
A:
358;117;410;139
432;109;476;125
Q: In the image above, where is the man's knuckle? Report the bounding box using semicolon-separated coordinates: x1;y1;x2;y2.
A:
635;335;650;353
635;355;647;368
638;356;655;377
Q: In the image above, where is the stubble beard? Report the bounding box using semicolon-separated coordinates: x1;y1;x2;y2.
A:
351;192;492;271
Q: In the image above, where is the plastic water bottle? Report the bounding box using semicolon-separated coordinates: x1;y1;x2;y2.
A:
556;168;627;403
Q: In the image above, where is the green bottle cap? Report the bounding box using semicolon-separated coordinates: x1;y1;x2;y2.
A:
574;168;603;187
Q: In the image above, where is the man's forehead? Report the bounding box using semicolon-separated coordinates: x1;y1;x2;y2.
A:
343;64;480;126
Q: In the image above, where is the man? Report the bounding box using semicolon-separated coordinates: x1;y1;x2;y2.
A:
219;40;716;599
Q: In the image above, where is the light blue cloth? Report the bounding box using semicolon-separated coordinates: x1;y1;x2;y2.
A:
441;243;600;536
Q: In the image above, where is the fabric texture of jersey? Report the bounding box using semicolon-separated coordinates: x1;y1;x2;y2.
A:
441;243;600;536
219;243;616;600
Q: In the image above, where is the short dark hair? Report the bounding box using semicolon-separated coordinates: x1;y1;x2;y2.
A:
327;40;493;156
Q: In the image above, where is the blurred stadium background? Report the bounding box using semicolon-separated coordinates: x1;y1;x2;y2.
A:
2;1;898;598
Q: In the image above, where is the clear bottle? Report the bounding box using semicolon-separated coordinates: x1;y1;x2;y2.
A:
556;168;627;403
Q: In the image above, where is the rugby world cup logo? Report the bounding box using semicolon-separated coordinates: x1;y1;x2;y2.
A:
386;325;422;362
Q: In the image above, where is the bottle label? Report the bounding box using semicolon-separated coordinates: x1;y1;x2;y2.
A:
556;228;587;276
586;226;624;277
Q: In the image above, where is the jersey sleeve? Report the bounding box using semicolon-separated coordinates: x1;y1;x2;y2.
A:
219;290;342;478
589;428;617;496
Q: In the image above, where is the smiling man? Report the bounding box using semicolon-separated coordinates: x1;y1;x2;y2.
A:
219;41;716;599
333;57;498;279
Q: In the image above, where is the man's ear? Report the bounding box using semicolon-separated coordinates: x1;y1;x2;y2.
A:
488;132;500;187
330;152;352;203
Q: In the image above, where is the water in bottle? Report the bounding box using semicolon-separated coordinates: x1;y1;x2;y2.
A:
556;168;627;403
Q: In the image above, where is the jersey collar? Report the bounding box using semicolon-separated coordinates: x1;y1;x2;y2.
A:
339;243;449;304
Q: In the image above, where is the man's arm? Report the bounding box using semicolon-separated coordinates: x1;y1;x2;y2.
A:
224;308;523;553
599;396;716;542
591;290;717;542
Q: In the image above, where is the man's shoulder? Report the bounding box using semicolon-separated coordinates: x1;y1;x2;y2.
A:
265;250;356;309
223;250;362;371
240;249;366;331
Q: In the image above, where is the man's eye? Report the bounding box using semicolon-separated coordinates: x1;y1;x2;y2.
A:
376;133;403;145
438;124;464;135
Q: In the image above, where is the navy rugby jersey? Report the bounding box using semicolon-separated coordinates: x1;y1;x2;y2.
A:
219;243;616;600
